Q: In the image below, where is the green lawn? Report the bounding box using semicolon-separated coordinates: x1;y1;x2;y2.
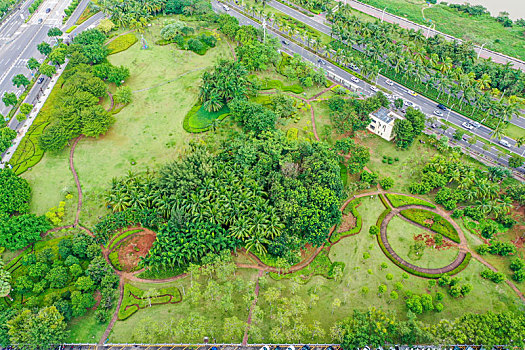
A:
358;133;438;193
386;216;460;269
359;0;525;61
66;305;116;343
22;19;232;227
108;272;256;343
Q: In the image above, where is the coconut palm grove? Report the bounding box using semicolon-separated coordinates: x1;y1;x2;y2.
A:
0;0;524;348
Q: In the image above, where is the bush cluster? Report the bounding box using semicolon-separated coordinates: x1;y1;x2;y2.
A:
382;155;399;164
480;269;506;283
107;33;138;55
385;193;436;209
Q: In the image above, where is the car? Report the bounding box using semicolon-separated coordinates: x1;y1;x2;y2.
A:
37;77;44;84
222;4;229;10
260;346;270;350
385;79;394;86
281;40;289;45
431;123;437;128
471;121;481;128
286;346;295;350
45;7;51;13
38;18;43;23
499;139;511;147
370;86;379;92
349;63;359;71
407;89;417;96
433;110;444;117
461;122;474;130
350;76;360;84
317;58;326;65
437;103;447;110
404;100;414;107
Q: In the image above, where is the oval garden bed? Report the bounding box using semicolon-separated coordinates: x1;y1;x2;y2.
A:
108;228;156;272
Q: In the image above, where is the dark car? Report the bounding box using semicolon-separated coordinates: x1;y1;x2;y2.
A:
281;40;289;45
37;77;44;84
45;7;51;13
437;103;447;110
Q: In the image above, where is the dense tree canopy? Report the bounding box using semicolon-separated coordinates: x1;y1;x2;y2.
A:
0;169;31;218
0;127;16;154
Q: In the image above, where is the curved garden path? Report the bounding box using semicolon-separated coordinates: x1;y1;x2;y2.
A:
380;205;468;275
31;81;522;344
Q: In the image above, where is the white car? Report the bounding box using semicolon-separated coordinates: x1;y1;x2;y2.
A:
370;86;379;92
462;122;474;130
471;121;481;128
385;79;394;86
286;346;295;350
499;139;511;147
404;100;414;107
433;110;444;117
350;76;360;83
349;63;359;71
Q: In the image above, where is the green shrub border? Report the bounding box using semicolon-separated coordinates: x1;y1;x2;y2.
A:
400;208;460;243
378;193;390;209
107;228;143;250
376;232;471;278
330;199;362;243
183;103;230;133
385;193;436;209
106;33;138;55
118;283;182;320
376;208;392;227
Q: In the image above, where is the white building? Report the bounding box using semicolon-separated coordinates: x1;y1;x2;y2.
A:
367;107;404;141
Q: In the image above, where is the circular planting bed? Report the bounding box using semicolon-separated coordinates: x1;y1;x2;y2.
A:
108;228;156;272
386;216;460;270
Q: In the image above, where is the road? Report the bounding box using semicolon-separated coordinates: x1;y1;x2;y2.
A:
215;0;524;175
259;0;525;158
338;0;525;72
0;0;99;166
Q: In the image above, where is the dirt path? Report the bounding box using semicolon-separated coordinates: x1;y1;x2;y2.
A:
242;269;263;346
99;279;124;345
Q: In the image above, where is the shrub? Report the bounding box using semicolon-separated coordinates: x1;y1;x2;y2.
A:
106;34;138;55
477;244;490;255
183;103;230;133
480;269;506;283
188;38;206;54
386;273;393;280
497;215;516;228
510;258;525;272
369;225;379;235
451;208;464;218
488;241;516;256
379;177;394;190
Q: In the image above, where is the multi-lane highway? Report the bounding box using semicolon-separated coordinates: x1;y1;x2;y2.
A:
214;0;524;175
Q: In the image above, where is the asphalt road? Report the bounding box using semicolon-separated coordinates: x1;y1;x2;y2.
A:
267;0;525;136
215;0;525;174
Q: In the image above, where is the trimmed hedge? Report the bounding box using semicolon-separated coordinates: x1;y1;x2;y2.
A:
378;193;390;209
386;193;436;209
108;249;122;271
183;103;230;133
330;199;362;243
107;228;143;250
107;33;138;55
376;208;392;227
65;25;78;33
400;208;460;243
118;283;182;320
376;231;471;278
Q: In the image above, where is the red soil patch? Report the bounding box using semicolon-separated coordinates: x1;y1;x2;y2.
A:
414;232;454;250
117;230;156;272
338;212;357;233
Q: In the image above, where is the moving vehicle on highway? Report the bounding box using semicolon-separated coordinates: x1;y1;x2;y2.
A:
407;89;417;96
437;103;447;110
37;77;44;84
350;76;360;83
45;8;51;13
499;139;511;147
462;122;474;130
385;79;394;86
370;86;379;92
434;110;444;117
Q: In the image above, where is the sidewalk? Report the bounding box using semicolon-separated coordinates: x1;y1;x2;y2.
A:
0;62;67;169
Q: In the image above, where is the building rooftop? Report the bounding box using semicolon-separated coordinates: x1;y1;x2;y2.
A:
371;107;394;124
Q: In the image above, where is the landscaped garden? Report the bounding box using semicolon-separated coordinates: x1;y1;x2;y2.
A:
0;0;523;348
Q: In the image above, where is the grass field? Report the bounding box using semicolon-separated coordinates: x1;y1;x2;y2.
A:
22;19;232;227
359;0;525;61
386;216;460;269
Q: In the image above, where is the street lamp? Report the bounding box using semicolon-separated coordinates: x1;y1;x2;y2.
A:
445;104;456;122
381;7;387;22
477;42;488;59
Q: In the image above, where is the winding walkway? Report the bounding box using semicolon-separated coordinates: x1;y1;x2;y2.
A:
35;80;523;344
